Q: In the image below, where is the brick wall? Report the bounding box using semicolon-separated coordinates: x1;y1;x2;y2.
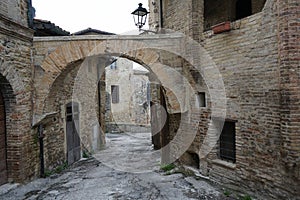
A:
278;0;300;197
162;0;193;37
0;3;35;183
156;0;299;198
200;1;299;198
204;0;266;30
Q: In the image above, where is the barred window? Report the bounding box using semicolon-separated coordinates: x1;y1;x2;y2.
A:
219;121;236;163
111;85;119;104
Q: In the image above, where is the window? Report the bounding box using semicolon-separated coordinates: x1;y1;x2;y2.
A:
111;85;119;104
236;0;252;20
219;121;236;163
146;83;151;103
204;0;266;31
110;61;117;70
196;92;206;108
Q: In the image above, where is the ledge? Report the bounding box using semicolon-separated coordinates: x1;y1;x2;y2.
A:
212;159;236;170
0;14;34;42
33;33;185;42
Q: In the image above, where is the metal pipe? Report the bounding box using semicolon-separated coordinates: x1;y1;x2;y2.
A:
38;124;45;178
160;0;164;28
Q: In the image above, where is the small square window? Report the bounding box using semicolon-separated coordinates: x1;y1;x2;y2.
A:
196;92;206;108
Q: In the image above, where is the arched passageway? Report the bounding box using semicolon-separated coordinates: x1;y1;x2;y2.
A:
33;34;225;173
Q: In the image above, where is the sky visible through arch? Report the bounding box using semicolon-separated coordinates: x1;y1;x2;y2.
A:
32;0;149;35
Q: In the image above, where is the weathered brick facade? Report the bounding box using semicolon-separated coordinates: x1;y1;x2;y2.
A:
0;0;299;199
0;0;37;183
149;0;300;199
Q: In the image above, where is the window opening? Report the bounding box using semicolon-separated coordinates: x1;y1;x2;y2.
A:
196;92;206;108
219;121;236;163
236;0;252;20
111;85;119;104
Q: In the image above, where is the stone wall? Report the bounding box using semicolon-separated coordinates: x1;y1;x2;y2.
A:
105;58;133;127
0;0;30;27
105;58;151;133
131;69;150;126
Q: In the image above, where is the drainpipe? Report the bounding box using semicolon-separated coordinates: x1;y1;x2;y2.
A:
96;61;100;122
38;124;45;178
27;0;35;29
160;0;164;29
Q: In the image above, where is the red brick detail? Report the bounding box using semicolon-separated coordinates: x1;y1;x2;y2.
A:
212;21;231;34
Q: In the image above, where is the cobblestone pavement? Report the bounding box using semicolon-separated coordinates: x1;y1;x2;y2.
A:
0;133;238;200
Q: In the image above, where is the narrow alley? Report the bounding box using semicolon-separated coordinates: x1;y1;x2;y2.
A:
0;133;237;200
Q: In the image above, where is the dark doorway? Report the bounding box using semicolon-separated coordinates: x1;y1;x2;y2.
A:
236;0;252;20
151;86;169;150
0;91;7;185
66;102;81;165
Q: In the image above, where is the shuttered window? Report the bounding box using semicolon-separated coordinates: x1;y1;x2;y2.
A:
111;85;119;104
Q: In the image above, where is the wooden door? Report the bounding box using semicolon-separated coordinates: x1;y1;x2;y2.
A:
0;91;7;185
66;102;81;165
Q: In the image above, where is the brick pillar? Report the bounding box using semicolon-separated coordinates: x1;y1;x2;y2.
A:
191;0;204;42
278;0;300;192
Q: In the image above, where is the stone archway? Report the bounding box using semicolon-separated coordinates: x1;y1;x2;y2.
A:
34;38;186;118
0;73;17;185
33;34;226;169
34;39;183;167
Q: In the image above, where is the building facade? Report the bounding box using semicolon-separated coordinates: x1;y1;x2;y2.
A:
0;0;37;184
0;0;299;199
105;58;151;133
148;0;300;199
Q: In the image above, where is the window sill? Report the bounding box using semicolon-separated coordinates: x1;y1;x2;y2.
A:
212;159;236;170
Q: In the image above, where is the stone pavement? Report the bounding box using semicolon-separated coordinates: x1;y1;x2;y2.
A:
0;133;238;200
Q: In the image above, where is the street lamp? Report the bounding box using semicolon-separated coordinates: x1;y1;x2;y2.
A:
131;3;150;30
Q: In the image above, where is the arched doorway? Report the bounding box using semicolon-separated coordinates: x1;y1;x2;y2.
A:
0;91;7;185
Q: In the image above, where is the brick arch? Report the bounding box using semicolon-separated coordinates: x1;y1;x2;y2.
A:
38;40;182;164
38;40;163;116
0;60;25;93
0;73;16;185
